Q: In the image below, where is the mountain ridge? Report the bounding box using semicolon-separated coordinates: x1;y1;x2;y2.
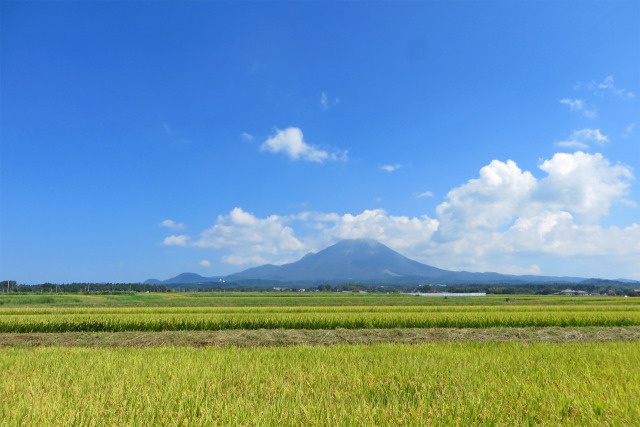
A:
145;238;607;285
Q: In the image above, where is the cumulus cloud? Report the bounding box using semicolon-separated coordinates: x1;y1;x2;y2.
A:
380;164;402;172
260;127;347;163
537;152;632;222
556;129;608;150
559;98;597;119
160;219;185;230
435;159;537;241
189;208;306;265
422;152;636;275
199;260;211;267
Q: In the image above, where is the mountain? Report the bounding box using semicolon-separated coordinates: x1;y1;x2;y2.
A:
226;239;584;284
147;239;591;285
144;272;223;285
227;239;449;282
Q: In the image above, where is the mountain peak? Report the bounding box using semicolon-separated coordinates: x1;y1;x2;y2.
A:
227;238;446;282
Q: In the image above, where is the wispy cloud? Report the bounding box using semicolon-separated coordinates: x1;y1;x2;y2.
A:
160;219;186;230
622;123;636;138
416;190;434;198
556;129;608;150
380;164;402;172
199;260;211;267
320;91;340;110
162;123;190;144
556;140;589;150
591;76;635;99
559;98;597;119
241;132;254;141
261;127;347;163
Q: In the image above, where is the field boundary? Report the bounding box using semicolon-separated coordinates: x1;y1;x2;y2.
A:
2;326;639;348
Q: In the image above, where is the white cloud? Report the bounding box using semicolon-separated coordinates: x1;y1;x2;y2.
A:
425;152;636;275
380;164;402;172
435;159;537;240
416;191;434;198
559;98;597;119
260;127;347;163
314;209;439;252
556;128;608;150
572;129;608;144
199;260;211;267
537;152;632;223
162;235;189;246
320;92;340;110
189;208;306;265
160;219;185;230
241;132;254;141
560;98;584;110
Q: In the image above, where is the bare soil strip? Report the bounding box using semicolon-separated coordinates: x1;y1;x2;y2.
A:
1;326;639;348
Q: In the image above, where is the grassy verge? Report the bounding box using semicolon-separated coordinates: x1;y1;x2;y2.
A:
1;326;639;348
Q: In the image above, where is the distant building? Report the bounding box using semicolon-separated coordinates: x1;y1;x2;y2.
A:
558;289;590;296
402;292;487;297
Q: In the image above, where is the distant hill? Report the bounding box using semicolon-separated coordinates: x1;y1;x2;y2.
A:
144;272;223;285
146;238;621;286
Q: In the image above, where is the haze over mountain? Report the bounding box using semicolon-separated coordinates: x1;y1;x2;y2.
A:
146;239;593;285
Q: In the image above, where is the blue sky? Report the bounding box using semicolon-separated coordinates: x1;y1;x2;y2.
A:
1;1;639;284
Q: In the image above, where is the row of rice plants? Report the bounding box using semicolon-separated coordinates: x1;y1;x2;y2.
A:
2;303;639;316
4;292;639;309
1;310;639;332
1;342;638;425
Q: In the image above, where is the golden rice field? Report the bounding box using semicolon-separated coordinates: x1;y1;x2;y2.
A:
1;293;639;425
1;342;639;425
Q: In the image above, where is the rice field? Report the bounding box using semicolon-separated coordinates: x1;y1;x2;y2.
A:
0;308;639;333
1;342;638;425
1;293;638;425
